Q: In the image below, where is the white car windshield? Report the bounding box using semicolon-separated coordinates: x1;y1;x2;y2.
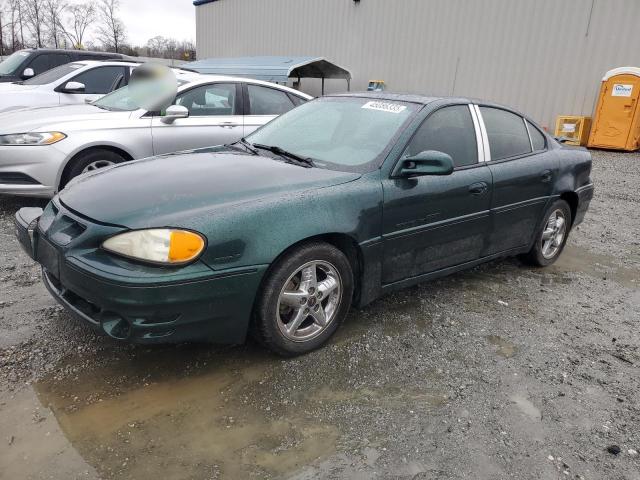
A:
246;97;419;172
22;63;84;85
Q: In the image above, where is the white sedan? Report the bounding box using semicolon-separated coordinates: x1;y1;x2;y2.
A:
0;60;141;113
0;71;311;197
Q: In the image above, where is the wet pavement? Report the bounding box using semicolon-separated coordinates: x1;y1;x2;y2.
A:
1;150;639;479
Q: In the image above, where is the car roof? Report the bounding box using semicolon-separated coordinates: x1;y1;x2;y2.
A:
20;48;126;56
177;73;313;98
327;92;534;117
72;60;141;68
329;92;462;105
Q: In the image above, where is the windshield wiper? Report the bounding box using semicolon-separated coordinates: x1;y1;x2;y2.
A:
226;137;259;155
252;143;314;168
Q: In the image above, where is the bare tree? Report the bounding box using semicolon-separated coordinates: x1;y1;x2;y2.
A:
61;3;94;49
10;0;25;49
0;2;6;55
145;36;196;60
22;0;47;47
96;0;125;53
45;0;66;48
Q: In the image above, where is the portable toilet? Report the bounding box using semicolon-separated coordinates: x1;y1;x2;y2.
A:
588;67;640;151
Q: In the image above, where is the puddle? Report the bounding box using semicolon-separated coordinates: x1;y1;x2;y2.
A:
15;338;447;480
551;245;639;289
486;335;517;358
313;384;448;408
27;349;341;479
510;394;542;421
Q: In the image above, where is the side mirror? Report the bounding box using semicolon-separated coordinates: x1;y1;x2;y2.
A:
161;104;189;124
21;68;35;79
62;81;86;93
395;150;454;178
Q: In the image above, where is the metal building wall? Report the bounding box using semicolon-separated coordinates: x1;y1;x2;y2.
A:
196;0;640;128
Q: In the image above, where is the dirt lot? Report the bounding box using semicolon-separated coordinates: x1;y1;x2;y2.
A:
0;150;639;480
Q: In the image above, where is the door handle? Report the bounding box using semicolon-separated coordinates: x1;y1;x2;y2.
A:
468;182;488;195
220;121;239;129
541;170;552;183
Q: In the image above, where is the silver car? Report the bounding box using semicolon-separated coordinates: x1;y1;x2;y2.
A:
0;71;311;197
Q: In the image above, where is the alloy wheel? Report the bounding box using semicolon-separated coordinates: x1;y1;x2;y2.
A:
82;160;116;173
541;209;567;259
276;260;343;342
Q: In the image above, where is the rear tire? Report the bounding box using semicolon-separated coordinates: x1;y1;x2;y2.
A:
253;241;354;356
522;199;572;267
60;149;126;190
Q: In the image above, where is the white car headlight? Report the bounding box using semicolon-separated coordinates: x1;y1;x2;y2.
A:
102;229;206;265
0;131;66;145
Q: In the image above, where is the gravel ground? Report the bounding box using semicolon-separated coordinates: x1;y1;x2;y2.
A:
0;150;639;480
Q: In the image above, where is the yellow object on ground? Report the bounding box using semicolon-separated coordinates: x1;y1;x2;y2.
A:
588;67;640;151
554;116;592;146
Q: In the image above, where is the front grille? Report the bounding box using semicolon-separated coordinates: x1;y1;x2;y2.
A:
40;203;87;246
0;172;40;185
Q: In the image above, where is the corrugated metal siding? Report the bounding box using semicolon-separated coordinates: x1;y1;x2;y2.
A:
196;0;640;128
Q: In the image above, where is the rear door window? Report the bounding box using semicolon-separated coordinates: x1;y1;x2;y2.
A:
69;66;127;94
27;55;50;76
403;105;478;167
49;53;72;69
247;84;295;115
287;93;307;106
479;107;532;160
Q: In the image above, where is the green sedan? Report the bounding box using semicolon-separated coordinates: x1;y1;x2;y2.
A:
15;93;594;356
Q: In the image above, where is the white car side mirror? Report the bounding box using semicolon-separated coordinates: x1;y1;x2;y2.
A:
161;104;189;124
21;68;35;79
62;81;86;93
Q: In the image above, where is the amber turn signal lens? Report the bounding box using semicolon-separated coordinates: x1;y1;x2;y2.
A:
43;132;67;144
102;229;206;265
169;230;205;263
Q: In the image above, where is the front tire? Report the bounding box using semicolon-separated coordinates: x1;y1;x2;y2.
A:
253;242;354;356
60;149;126;190
523;199;572;267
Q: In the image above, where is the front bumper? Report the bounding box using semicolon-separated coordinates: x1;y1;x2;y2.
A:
0;144;67;197
16;203;267;344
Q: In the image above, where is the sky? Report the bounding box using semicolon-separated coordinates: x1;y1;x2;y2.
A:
119;0;196;46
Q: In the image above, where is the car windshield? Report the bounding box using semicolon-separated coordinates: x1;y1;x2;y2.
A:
0;50;30;75
246;97;419;172
22;63;85;85
93;79;190;111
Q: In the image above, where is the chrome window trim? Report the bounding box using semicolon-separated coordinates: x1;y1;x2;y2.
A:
524;118;535;152
473;105;491;162
468;104;485;163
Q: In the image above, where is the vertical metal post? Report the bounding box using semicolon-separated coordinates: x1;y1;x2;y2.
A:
322;76;325;95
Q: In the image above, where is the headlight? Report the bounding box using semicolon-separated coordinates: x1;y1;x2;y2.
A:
0;132;66;145
102;229;206;265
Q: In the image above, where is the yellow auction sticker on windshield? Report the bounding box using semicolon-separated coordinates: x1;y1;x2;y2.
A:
361;101;407;113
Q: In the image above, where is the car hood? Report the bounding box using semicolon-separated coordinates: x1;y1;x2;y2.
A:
59;150;361;228
0;82;38;91
0;104;125;133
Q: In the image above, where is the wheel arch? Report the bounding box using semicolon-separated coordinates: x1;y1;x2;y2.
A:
58;145;135;189
559;191;579;227
258;232;364;307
